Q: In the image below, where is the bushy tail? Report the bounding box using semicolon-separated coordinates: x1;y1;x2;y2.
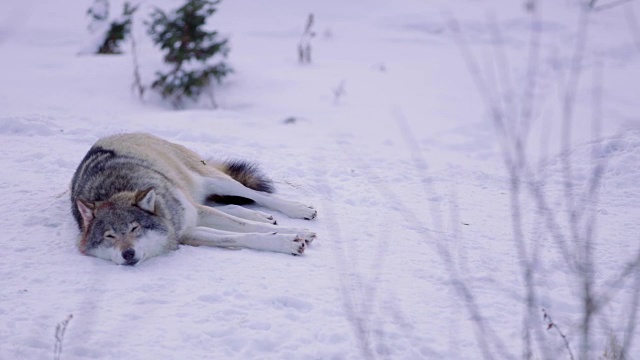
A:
209;160;274;205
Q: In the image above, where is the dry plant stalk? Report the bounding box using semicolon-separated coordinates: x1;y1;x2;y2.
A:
542;308;575;360
130;26;145;100
298;13;315;64
446;1;640;358
53;314;73;360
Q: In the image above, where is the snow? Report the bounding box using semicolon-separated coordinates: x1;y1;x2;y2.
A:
1;0;640;359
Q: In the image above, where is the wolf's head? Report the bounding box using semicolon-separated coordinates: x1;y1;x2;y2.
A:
75;189;174;265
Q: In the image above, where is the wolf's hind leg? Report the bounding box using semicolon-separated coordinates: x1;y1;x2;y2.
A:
213;204;277;225
180;227;306;255
196;205;316;244
202;176;317;220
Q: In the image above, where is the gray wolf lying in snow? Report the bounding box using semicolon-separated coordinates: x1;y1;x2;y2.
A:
70;133;316;265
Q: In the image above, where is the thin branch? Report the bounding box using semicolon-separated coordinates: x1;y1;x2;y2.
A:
595;246;640;310
519;0;542;150
298;13;314;64
444;13;512;162
522;172;574;268
577;55;603;360
446;11;574;271
593;0;635;12
486;14;543;359
560;6;590;257
130;21;145;100
488;13;518;150
335;144;507;359
624;1;640;52
53;314;73;360
393;111;514;360
621;269;640;357
542;309;576;360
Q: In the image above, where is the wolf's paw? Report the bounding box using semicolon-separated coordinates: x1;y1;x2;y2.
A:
292;236;307;255
250;210;277;225
297;231;316;245
303;207;317;220
281;202;317;220
276;227;316;244
268;232;307;255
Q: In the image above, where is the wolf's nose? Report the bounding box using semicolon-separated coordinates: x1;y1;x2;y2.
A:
122;248;136;261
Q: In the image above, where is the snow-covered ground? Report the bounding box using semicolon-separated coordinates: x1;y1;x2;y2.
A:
1;0;639;358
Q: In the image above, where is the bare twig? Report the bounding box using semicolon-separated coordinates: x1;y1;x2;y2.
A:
621;269;640;358
393;111;514;360
53;314;73;360
487;13;549;359
446;15;572;272
130;20;145;100
445;14;511;159
205;83;218;109
333;80;346;105
542;308;575;360
595;246;640;310
446;2;640;359
518;0;541;150
298;13;314;64
593;0;635;12
559;6;590;259
487;14;518;147
624;1;640;52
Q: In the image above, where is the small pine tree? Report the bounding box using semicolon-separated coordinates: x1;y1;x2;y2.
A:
88;1;138;54
87;0;109;33
146;0;232;108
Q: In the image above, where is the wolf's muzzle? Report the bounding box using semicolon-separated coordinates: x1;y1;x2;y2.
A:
122;248;137;265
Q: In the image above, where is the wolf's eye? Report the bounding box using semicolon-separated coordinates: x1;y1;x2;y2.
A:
131;225;140;233
105;233;115;239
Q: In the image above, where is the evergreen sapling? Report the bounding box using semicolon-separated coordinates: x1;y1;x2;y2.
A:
88;1;138;54
87;0;109;33
146;0;232;108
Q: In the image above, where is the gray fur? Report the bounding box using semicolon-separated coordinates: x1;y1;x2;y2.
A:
70;133;317;265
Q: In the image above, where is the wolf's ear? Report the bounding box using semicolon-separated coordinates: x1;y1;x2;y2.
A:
135;188;156;213
76;200;95;229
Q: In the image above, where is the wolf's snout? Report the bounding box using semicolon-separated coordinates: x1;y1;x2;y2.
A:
122;248;136;262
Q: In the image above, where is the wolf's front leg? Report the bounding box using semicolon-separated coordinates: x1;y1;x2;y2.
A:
213;204;277;224
196;205;316;244
180;227;306;255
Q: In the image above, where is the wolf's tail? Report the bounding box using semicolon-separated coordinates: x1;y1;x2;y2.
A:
210;160;275;205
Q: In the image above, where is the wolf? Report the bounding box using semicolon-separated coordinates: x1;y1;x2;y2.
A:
70;133;317;265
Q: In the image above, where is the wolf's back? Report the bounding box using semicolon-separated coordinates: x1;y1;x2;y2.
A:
71;133;276;211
